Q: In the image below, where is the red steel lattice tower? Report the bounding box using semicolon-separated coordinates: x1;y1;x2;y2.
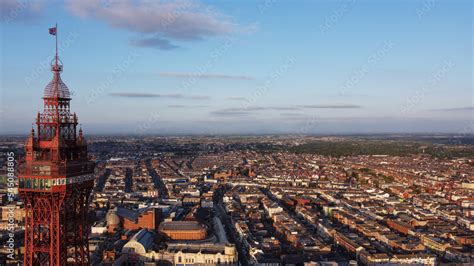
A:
19;26;95;266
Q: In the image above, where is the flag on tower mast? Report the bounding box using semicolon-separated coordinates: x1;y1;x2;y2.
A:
49;24;58;66
49;26;57;35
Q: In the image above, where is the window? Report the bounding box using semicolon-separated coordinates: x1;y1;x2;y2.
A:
44;179;51;189
37;165;51;175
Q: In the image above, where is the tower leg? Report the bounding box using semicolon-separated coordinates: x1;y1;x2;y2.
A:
23;198;34;266
22;192;66;266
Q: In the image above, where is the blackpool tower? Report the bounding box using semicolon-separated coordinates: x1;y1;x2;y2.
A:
18;25;95;265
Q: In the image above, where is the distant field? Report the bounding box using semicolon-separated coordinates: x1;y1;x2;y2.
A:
288;139;474;158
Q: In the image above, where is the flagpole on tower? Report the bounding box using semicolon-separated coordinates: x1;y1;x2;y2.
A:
55;23;58;66
49;24;58;66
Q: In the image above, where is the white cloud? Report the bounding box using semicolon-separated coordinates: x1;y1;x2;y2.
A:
1;0;45;23
66;0;240;49
109;92;210;100
297;104;362;109
159;72;255;80
130;37;179;50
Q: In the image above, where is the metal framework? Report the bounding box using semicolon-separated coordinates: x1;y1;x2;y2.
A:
19;29;95;265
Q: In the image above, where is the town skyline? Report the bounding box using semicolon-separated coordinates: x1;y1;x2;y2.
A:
0;1;473;264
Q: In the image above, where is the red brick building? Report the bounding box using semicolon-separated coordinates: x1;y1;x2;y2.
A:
117;207;162;231
387;219;413;235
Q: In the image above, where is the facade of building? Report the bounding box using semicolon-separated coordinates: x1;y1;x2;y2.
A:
120;228;237;265
121;207;162;231
122;242;238;266
167;243;238;265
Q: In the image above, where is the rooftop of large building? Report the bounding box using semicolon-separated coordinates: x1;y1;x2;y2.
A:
159;221;206;231
122;229;154;254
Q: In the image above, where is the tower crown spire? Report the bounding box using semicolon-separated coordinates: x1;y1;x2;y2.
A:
44;23;69;99
43;68;70;99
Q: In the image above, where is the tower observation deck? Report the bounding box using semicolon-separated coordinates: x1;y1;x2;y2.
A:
18;25;95;266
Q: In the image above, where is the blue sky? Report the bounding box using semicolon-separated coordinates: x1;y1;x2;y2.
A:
0;0;472;134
